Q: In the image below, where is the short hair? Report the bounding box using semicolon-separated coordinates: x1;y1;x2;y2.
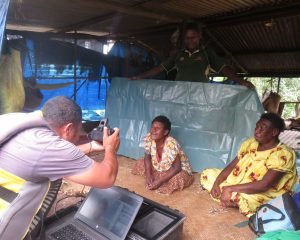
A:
42;96;82;128
152;115;171;133
184;22;201;35
260;113;285;132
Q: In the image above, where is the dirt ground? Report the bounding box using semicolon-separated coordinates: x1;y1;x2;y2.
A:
49;153;256;240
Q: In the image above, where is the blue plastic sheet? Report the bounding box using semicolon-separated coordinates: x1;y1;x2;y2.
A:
0;0;9;54
106;77;264;172
295;151;300;176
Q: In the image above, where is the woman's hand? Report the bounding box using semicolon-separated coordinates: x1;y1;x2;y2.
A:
211;181;222;199
146;174;154;187
220;186;233;207
147;179;162;190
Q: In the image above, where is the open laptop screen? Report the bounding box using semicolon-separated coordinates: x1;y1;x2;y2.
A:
75;187;143;240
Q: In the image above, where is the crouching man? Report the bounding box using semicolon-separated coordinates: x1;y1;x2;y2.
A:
0;96;120;239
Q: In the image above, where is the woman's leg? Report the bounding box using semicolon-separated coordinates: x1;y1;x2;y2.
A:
131;158;146;176
235;192;273;217
156;171;194;194
132;160;194;194
199;168;222;192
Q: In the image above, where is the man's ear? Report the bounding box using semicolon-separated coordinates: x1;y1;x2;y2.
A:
64;123;73;136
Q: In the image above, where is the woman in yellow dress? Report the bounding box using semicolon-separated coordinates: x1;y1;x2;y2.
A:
132;116;194;194
200;113;297;217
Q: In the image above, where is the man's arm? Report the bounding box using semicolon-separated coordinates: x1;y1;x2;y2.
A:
220;169;284;207
66;128;120;188
77;140;105;154
221;66;255;89
210;157;239;198
131;65;164;80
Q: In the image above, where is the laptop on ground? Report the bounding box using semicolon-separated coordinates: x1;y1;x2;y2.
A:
46;186;143;240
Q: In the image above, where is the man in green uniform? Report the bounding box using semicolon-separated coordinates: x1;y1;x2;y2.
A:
132;23;254;89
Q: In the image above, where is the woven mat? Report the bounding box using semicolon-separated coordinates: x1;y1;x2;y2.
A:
49;154;256;240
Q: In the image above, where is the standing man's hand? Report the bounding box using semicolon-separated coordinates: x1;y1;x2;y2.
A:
240;80;255;89
103;127;120;153
130;66;163;80
130;75;143;80
221;66;255;90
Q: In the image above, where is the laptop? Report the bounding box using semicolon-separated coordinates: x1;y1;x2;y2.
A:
46;186;143;240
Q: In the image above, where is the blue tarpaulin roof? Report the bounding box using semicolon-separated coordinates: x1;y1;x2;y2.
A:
19;38;160;119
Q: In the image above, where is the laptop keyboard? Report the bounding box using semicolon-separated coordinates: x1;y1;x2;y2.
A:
127;232;141;240
51;224;93;240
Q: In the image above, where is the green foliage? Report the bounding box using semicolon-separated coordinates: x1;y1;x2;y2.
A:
248;77;300;119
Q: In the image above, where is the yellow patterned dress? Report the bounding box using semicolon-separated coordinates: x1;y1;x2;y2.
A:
200;138;297;217
132;133;194;194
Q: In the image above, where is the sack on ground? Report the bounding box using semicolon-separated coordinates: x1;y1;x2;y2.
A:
248;192;300;236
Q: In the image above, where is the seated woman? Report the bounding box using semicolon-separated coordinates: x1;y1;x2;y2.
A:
132;115;194;194
200;113;297;217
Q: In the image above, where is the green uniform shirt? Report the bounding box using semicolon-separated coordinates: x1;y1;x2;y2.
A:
161;47;226;82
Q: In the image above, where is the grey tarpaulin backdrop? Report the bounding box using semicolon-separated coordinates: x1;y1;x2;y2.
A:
106;77;264;172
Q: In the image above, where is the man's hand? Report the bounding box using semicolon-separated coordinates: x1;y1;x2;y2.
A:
211;181;222;199
90;140;105;152
220;186;233;207
221;66;255;90
240;80;255;89
103;127;120;153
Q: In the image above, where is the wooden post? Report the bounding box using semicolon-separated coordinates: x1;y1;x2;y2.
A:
205;30;248;74
73;31;78;101
277;77;281;94
98;65;103;99
124;42;130;77
35;38;39;80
